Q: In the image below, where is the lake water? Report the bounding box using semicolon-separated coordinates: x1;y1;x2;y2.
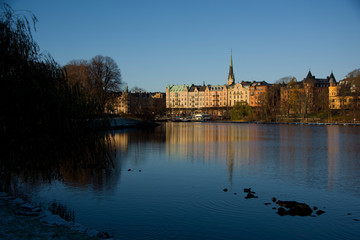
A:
27;122;360;239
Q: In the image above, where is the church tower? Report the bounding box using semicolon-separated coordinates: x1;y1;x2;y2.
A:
227;50;235;85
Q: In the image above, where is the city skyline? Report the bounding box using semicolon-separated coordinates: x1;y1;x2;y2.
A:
8;0;360;92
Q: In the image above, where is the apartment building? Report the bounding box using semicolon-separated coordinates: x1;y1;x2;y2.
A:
166;52;271;116
113;89;166;115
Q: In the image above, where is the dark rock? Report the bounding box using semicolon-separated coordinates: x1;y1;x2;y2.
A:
272;207;276;210
313;206;318;210
127;169;131;171
276;200;313;216
347;213;352;215
223;188;228;192
272;197;277;202
139;170;142;172
244;188;251;193
277;207;286;216
245;192;258;199
276;201;298;208
233;193;237;195
316;210;325;215
97;231;112;239
264;203;271;205
353;219;360;221
19;203;36;211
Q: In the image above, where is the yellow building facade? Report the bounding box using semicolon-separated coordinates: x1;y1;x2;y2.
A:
165;53;265;115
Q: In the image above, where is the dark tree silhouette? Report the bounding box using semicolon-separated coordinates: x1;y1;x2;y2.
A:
1;4;112;189
88;55;123;108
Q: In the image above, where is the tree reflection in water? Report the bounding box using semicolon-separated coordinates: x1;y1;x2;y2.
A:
0;132;116;195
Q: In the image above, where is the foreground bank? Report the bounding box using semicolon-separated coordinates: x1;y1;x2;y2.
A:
0;192;115;240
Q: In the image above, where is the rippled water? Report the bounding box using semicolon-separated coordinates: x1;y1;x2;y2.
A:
29;122;360;239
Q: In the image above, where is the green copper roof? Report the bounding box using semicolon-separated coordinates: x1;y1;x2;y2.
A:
169;84;192;92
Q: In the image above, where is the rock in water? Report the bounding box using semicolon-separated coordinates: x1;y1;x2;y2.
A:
244;188;251;193
245;193;258;199
277;207;286;216
316;210;326;215
276;200;313;216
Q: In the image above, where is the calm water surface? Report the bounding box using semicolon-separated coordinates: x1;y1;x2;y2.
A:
28;122;360;239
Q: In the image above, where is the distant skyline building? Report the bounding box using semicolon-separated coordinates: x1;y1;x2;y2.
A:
165;52;271;116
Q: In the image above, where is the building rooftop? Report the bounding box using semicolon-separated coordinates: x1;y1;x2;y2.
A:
168;84;192;92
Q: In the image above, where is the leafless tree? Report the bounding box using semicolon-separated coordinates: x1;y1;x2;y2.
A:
131;86;146;93
88;55;123;106
276;76;296;84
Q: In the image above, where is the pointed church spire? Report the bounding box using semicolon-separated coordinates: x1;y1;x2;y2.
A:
329;71;336;86
227;50;235;85
306;69;314;79
329;71;335;79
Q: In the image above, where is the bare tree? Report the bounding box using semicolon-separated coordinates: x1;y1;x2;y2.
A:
88;55;123;108
276;76;296;84
259;84;281;121
131;86;146;93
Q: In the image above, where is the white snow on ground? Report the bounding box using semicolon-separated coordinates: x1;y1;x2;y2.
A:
0;192;115;240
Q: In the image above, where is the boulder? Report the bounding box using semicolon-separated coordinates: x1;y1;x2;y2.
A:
316;210;326;215
276;200;313;216
245;192;258;199
244;188;251;193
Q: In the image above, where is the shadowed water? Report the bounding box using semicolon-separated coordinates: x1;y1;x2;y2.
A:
21;123;360;239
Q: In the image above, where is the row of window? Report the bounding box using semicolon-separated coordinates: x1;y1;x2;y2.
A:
331;98;356;103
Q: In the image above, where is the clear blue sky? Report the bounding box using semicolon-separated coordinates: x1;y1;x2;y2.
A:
7;0;360;92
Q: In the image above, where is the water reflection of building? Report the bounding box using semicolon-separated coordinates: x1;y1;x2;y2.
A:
165;123;255;184
327;126;340;190
166;123;249;162
111;131;130;153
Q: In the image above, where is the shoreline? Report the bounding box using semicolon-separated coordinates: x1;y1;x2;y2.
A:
161;119;360;127
0;192;115;240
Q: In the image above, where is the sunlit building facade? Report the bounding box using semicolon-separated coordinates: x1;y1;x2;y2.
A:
113;89;166;115
166;52;269;116
329;77;360;110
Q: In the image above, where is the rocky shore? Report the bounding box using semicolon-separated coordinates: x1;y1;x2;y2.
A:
0;192;114;240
